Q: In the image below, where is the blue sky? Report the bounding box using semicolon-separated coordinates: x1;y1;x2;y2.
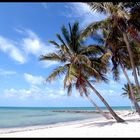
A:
0;2;136;107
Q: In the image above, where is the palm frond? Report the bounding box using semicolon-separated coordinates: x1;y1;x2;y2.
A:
136;95;140;102
49;40;60;48
69;63;77;76
46;65;67;82
76;55;91;66
39;53;65;62
80;19;109;39
112;66;120;81
60;45;70;55
121;92;128;97
75;75;86;97
72;22;79;36
67;82;72;96
90;57;109;74
100;51;111;64
121;83;140;102
123;2;140;9
70;22;80;53
56;34;68;48
99;73;109;83
64;71;70;89
80;45;104;56
81;63;101;80
128;4;140;31
87;2;108;14
61;25;71;46
63;65;74;89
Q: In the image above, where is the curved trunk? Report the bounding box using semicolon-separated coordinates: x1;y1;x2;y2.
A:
86;95;113;120
120;62;140;115
84;79;125;122
123;32;140;97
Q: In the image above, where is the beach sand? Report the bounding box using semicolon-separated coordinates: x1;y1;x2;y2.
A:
0;110;140;138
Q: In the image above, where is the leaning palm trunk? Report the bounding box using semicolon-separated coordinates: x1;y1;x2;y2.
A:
120;62;140;115
86;95;113;120
123;33;140;97
84;78;125;122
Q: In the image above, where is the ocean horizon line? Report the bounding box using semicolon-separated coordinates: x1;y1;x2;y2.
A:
0;106;132;108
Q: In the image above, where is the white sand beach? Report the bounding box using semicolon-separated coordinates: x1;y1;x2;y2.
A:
0;110;140;138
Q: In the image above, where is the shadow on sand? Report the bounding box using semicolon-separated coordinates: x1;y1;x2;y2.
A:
77;117;140;128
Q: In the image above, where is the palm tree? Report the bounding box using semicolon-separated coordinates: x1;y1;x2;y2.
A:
122;84;134;111
40;22;124;122
96;25;140;115
81;18;140;115
120;62;140;114
122;83;140;103
81;2;140;97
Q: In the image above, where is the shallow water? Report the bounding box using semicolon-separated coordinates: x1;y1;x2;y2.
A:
0;106;131;128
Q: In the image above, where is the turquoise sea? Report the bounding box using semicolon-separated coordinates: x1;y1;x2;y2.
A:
0;106;131;128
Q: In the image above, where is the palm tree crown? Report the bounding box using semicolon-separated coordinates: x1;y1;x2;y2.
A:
40;22;108;96
122;83;140;102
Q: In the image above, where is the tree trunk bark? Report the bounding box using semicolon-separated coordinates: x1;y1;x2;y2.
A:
120;62;140;115
85;95;113;120
84;79;125;122
123;32;140;97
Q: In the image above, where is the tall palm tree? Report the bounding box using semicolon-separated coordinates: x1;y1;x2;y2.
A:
97;25;140;115
81;2;140;97
40;22;124;122
81;19;140;115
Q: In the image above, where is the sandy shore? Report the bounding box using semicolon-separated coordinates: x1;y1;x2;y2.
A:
0;110;140;138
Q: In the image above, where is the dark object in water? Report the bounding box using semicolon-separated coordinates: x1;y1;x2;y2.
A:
52;110;109;114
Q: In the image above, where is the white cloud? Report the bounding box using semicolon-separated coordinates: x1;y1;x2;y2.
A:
4;88;32;98
0;36;26;64
65;3;106;28
4;86;45;99
108;89;115;96
17;28;59;68
4;72;66;100
66;3;93;17
3;71;67;100
0;28;59;68
24;73;45;85
19;29;49;56
0;68;16;76
4;85;66;100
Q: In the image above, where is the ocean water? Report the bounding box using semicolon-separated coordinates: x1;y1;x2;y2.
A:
0;106;131;128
